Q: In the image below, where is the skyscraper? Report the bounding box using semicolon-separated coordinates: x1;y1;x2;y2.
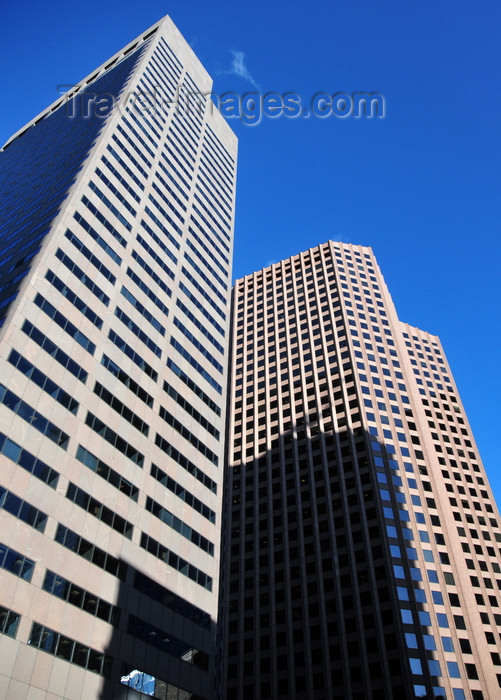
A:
220;240;501;699
0;16;236;700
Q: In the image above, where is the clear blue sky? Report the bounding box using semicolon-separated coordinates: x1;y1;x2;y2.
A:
1;0;500;504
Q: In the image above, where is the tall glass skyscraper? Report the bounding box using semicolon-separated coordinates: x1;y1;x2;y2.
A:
220;241;501;700
0;16;236;700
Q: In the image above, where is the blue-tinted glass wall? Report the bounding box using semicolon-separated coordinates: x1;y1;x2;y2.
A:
0;44;147;326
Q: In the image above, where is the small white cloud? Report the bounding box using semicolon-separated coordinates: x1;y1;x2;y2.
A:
224;50;259;89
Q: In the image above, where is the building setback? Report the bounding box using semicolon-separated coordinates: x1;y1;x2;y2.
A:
0;16;236;700
220;240;501;700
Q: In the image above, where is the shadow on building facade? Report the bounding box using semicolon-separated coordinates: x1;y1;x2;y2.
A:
218;413;442;699
98;557;214;700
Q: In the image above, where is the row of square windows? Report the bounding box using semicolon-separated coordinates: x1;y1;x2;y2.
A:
233;313;400;350
238;286;383;319
375;442;497;542
403;330;440;349
238;268;381;307
241;247;374;285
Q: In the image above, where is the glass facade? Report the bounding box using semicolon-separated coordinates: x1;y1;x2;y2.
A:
0;44;146;325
